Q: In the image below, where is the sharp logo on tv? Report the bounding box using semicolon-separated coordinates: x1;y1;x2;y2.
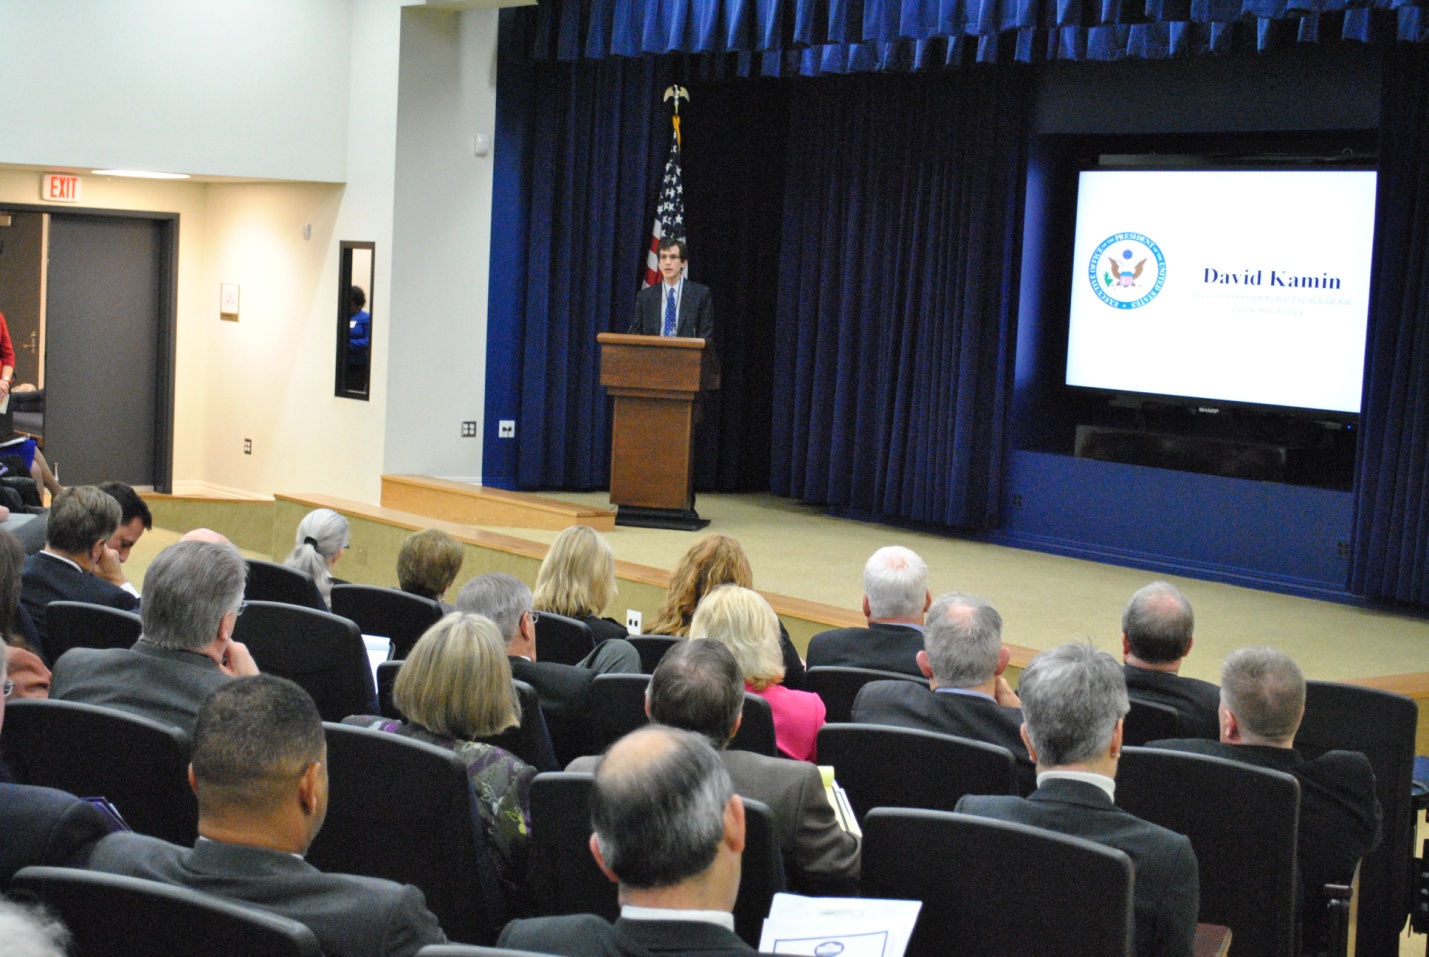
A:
1089;233;1166;309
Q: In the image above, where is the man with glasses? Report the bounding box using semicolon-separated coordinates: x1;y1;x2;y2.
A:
457;572;639;760
50;540;258;733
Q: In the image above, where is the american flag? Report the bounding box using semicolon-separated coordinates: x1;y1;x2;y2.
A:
643;120;685;288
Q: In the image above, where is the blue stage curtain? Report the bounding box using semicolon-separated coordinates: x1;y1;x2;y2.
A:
769;69;1028;531
531;0;1421;73
1350;49;1429;603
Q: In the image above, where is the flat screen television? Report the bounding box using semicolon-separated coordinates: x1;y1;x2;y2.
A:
1064;167;1378;417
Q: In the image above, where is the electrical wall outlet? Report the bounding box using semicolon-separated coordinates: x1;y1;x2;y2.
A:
461;421;478;437
626;610;642;635
243;438;252;455
355;544;369;566
498;420;516;439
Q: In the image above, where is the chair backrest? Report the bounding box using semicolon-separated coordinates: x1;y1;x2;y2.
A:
3;698;196;845
307;723;499;945
417;948;559;957
627;635;683;674
728;692;777;756
375;664;557;771
804;665;925;723
1117;746;1300;957
330;584;445;660
11;866;321;957
233;601;376;722
1296;680;1417;957
533;612;594;667
586;673;652;752
862;808;1134;957
44;601;143;660
244;559;327;611
1124;696;1182;746
817;723;1017;823
527;772;784;947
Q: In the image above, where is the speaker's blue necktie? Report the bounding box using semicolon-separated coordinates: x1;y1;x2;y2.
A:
662;287;677;337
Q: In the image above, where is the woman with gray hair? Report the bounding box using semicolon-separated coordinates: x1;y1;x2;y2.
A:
283;508;349;609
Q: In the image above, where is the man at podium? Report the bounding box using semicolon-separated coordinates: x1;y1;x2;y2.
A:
628;238;714;340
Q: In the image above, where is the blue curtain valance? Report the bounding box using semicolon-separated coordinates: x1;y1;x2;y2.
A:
532;0;1419;72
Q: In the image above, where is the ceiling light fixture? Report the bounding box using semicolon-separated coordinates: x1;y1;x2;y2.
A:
91;169;191;179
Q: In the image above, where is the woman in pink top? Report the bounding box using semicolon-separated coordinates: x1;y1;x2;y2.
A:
689;584;825;762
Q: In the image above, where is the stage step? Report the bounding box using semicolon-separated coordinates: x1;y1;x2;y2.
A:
379;475;615;531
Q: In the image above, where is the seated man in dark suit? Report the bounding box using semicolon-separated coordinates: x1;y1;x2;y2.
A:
501;725;754;956
1121;581;1220;740
1150;647;1381;952
20;486;140;660
50;540;259;733
957;643;1199;957
806;546;929;677
569;640;860;893
851;593;1035;793
457;572;639;760
0;642;115;880
87;675;447;957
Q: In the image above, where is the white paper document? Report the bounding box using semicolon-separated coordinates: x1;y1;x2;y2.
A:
759;893;921;957
364;634;391;686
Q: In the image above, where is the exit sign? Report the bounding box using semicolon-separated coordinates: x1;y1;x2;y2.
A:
41;174;81;203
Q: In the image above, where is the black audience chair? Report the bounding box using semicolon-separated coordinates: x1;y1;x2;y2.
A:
527;772;784;947
817;723;1017;823
1117;746;1300;957
44;601;143;661
804;665;924;723
373;661;559;773
627;634;682;674
234;601;376;722
11;866;321;957
244;559;327;611
729;692;777;757
1123;696;1182;746
1297;680;1417;957
330;584;444;660
307;723;502;945
533;612;594;666
586;673;652;752
862;808;1135;957
417;949;555;957
3;698;196;845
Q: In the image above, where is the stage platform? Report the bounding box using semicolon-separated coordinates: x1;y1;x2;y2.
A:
139;482;1429;746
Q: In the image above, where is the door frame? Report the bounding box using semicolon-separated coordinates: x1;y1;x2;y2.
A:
0;203;177;493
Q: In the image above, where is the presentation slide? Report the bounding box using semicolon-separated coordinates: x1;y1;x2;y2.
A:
1064;168;1378;414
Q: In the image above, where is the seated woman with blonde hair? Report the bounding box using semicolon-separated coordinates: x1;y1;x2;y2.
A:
344;613;534;904
532;525;627;644
690;584;826;762
646;533;805;688
396;527;464;609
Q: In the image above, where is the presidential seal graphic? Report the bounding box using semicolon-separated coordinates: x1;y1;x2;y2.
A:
1089;233;1166;309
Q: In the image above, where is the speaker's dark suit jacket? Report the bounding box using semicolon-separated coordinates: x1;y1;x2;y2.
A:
51;640;231;734
1123;665;1222;740
569;745;860;891
852;680;1036;794
500;913;754;957
0;783;114;882
628;280;714;340
1149;737;1382;948
957;778;1199;957
88;833;446;957
21;551;139;662
806;622;924;677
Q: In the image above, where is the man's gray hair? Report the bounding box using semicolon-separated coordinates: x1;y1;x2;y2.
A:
1221;647;1305;743
0;898;70;957
46;486;121;555
1019;643;1129;767
863;546;928;620
591;726;734;889
141;541;247;651
924;593;1003;687
455;572;532;644
1122;581;1195;664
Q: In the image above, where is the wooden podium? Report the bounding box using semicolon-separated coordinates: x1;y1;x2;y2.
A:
598;332;719;530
